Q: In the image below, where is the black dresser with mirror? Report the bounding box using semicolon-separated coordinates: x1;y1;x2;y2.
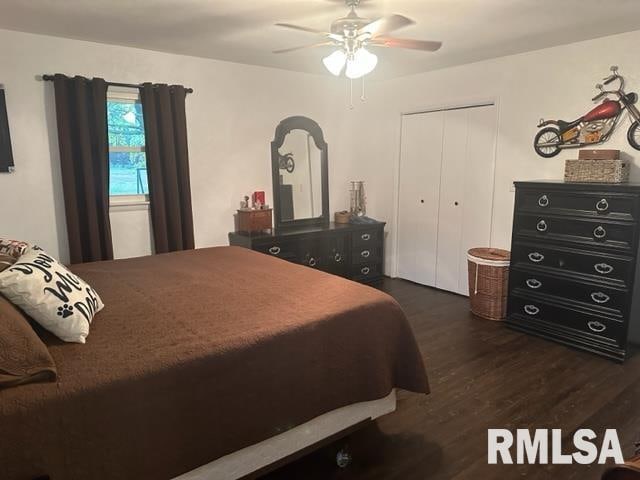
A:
507;181;640;361
229;115;385;284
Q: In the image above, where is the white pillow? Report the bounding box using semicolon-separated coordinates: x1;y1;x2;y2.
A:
0;246;103;343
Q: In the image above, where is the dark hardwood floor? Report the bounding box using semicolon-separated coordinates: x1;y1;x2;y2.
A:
262;278;640;480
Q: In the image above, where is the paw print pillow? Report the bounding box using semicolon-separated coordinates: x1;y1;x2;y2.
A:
0;246;104;343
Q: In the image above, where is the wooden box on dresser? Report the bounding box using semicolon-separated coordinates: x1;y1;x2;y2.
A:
507;181;640;362
228;221;385;284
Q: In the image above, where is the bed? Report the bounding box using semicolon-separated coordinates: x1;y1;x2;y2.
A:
0;246;429;480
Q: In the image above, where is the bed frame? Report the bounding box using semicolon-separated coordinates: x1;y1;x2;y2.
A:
174;390;397;480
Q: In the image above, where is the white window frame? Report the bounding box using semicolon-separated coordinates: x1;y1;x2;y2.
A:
107;88;149;207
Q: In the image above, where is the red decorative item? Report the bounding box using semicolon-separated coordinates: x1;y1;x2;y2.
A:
252;191;265;207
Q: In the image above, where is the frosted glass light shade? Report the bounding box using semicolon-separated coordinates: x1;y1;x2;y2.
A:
323;50;347;76
345;48;378;79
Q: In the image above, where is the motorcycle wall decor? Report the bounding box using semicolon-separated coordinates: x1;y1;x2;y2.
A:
534;66;640;158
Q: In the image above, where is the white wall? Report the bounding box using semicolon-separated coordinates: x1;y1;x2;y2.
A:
347;30;640;275
3;27;640;274
0;28;357;262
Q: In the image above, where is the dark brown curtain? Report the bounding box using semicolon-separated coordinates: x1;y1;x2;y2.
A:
52;74;113;264
140;83;195;253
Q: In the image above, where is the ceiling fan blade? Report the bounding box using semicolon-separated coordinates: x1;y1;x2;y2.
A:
273;41;334;54
371;37;442;51
359;14;414;38
275;23;343;41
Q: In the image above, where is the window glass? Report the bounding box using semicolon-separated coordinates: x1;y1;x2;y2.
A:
107;99;148;196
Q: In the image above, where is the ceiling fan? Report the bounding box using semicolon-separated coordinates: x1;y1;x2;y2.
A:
273;0;442;79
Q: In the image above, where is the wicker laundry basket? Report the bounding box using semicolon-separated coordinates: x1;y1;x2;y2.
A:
467;248;511;321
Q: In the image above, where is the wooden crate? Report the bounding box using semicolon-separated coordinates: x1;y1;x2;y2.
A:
578;149;619;160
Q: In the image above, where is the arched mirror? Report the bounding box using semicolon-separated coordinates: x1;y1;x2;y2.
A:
271;116;329;230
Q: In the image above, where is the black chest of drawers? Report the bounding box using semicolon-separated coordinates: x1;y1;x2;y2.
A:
228;221;385;284
507;181;640;362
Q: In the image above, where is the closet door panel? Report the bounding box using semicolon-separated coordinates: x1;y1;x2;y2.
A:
435;109;468;293
397;112;444;285
457;105;497;295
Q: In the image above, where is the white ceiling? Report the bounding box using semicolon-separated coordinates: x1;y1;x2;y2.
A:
1;0;640;80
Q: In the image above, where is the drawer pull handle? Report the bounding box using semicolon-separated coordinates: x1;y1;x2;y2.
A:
591;292;610;304
596;198;609;212
361;250;371;258
528;252;544;263
308;257;317;267
538;195;550;207
536;220;548;232
268;246;281;255
361;266;370;275
334;253;343;263
361;233;371;241
526;279;542;289
524;304;540;315
594;263;614;275
593;226;607;239
587;321;607;333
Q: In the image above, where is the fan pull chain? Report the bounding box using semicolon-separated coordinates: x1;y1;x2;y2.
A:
349;78;354;110
360;77;366;102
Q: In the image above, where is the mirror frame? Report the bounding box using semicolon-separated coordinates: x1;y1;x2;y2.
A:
271;116;329;230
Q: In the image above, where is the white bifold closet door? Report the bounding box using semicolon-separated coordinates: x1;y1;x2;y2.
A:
397;104;497;295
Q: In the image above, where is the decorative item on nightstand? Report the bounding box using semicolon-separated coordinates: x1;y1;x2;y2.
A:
349;181;367;217
564;149;629;183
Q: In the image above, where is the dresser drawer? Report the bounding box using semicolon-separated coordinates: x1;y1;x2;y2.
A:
253;239;299;261
515;213;637;252
511;242;634;286
508;294;625;345
353;228;383;246
510;268;628;317
351;244;382;264
518;188;638;221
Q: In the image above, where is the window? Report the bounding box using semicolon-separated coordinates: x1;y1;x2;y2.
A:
107;90;148;201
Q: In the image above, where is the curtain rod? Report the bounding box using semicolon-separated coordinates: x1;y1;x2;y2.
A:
41;75;194;94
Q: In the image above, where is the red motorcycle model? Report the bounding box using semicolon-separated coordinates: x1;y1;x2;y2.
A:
534;66;640;157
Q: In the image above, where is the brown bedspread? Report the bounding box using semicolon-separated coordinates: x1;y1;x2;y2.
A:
0;246;428;480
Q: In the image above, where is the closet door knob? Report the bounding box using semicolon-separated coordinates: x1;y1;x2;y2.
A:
420;199;425;203
593;226;607;240
538;195;550;207
596;198;609;212
454;201;459;206
536;220;548;232
594;263;613;275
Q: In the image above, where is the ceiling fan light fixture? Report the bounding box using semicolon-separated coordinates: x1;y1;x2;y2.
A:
323;49;347;76
345;47;378;79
